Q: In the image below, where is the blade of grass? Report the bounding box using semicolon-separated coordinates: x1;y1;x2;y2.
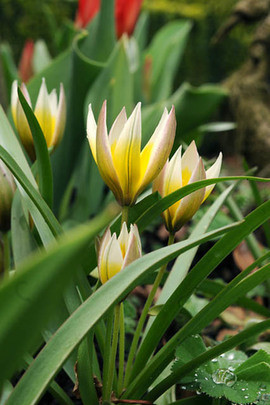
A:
4;222;240;404
147;314;270;401
18;87;53;208
0;146;62;237
0;205;117;387
124;199;270;397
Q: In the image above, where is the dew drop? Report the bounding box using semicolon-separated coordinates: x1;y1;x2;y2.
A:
212;369;237;387
212;358;218;363
181;386;186;390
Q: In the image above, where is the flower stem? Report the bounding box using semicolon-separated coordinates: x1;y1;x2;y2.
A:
103;304;121;402
102;309;114;400
124;233;175;387
121;206;129;226
117;302;125;396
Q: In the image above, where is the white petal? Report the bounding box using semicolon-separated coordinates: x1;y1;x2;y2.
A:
51;83;66;148
203;152;223;202
173;158;206;231
109;107;127;148
181;141;200;182
87;104;97;162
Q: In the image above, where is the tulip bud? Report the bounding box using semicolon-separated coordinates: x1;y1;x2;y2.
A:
11;78;66;160
153;141;222;233
0;160;16;232
87;101;176;206
97;222;141;284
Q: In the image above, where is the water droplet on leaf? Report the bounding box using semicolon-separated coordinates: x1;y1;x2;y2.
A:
212;369;237;387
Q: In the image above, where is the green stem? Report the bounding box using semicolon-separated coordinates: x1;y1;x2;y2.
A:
2;232;10;279
103;304;121;402
102;309;114;400
121;206;129;226
124;233;174;387
117;302;125;396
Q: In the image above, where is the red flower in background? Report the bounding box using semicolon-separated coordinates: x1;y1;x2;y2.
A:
75;0;100;29
18;40;34;82
75;0;143;38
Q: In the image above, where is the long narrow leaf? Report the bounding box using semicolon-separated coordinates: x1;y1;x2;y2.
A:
18;87;53;208
5;222;240;404
0;205;117;387
137;176;270;231
147;318;270;401
125;199;270;396
0;146;62;237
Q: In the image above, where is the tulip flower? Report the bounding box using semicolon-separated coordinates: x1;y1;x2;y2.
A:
0;160;16;232
18;40;34;83
87;101;176;206
75;0;143;38
97;222;141;284
11;78;66;161
153;141;222;233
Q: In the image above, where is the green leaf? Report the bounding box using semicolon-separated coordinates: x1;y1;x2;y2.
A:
51;33;103;210
144;21;192;102
141;83;227;145
84;38;134;124
144;262;270;402
124;199;270;399
0;146;62;238
11;191;37;267
0;106;54;245
136;175;270;232
0;43;18;102
4;222;240;404
18;87;53;208
0;205;116;388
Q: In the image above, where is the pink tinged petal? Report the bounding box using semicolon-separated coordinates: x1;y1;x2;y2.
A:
34;78;53;146
20;83;32;106
96;101;123;203
109;107;127;149
139;106;176;193
130;223;142;256
122;225;142;269
51;83;66;148
152;161;167;196
181;140;200;184
118;221;129;256
173;158;206;231
203;152;223;202
113;103;142;204
87;104;97;162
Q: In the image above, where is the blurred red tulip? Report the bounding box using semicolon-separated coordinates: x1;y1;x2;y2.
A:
115;0;143;38
75;0;143;38
75;0;100;29
18;40;34;82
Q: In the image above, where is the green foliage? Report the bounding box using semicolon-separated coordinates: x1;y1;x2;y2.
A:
173;336;270;404
0;2;270;404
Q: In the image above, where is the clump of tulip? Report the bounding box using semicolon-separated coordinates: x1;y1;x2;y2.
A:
153;141;222;233
96;222;141;284
11;78;66;160
0;160;16;232
87;101;176;206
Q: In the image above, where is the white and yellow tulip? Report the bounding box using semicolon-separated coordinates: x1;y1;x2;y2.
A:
87;101;176;206
97;222;142;284
153;141;222;233
11;78;66;160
